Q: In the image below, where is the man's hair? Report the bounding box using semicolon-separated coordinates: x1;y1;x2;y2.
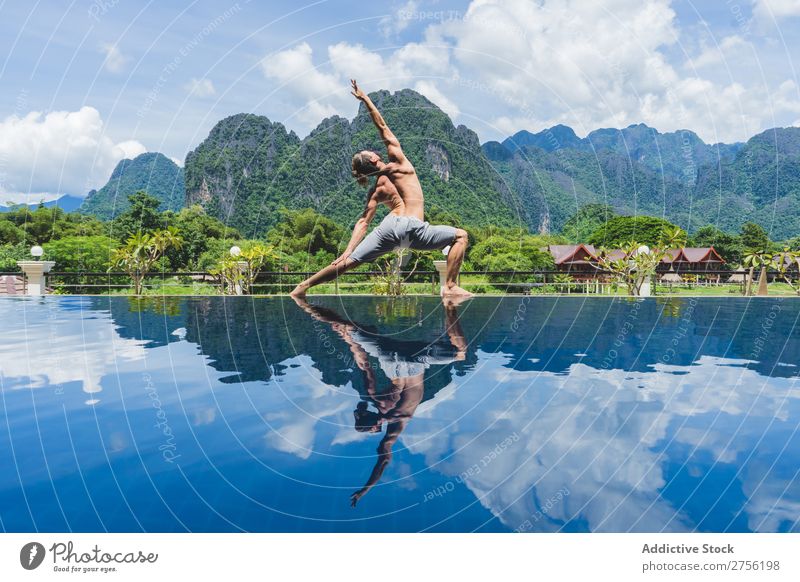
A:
354;401;382;433
351;151;381;187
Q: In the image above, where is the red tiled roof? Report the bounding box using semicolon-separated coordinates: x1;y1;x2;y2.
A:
668;247;725;263
548;245;726;265
547;244;599;264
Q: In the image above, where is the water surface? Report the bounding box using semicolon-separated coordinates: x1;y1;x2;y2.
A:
1;295;798;532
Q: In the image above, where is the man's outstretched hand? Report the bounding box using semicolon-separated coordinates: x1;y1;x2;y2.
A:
351;79;366;101
330;253;350;268
350;488;367;507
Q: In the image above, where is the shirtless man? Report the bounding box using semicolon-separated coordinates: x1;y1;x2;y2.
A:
289;79;472;299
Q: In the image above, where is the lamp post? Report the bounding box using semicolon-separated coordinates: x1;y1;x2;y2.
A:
432;245;451;295
17;245;56;296
230;246;247;295
635;245;652;297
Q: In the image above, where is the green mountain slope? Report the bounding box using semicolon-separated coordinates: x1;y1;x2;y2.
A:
692;127;800;238
487;125;800;239
184;90;519;237
502;123;742;184
177;92;800;240
80;152;184;219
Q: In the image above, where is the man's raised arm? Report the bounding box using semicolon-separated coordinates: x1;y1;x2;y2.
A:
350;79;405;162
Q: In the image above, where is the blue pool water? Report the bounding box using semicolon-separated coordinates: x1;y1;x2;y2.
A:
1;295;799;533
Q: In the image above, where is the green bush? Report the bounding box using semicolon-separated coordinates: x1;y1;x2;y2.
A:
43;235;119;272
0;242;28;270
589;215;685;248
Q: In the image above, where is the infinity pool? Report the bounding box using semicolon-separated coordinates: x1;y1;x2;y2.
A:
1;295;799;532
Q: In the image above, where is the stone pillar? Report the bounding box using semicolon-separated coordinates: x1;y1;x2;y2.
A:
433;260;448;293
17;261;56;296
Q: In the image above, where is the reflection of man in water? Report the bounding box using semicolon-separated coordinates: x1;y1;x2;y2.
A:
292;297;468;506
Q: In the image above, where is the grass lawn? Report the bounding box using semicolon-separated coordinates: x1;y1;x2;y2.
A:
49;274;800;297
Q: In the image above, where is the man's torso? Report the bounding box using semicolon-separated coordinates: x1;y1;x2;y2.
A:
374;162;424;220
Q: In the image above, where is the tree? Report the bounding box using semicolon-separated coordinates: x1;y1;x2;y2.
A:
1;205;105;244
109;227;183;294
162;204;240;270
588;215;685;248
0;220;25;245
771;248;800;295
266;208;345;257
742;250;772;296
43;235;119;272
740;221;771;252
561;203;616;243
109;191;166;240
209;243;278;295
0;243;29;270
690;225;743;265
469;232;555;284
593;228;686;296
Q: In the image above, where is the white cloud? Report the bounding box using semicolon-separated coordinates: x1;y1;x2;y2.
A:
414;80;460;119
261;40;459;130
0;106;146;203
185;77;216;98
100;42;127;73
0;298;147;401
400;355;800;532
114;139;147;159
379;0;419;38
260;0;800;143
328;42;387;83
752;0;800;24
686;35;751;70
261;42;345;125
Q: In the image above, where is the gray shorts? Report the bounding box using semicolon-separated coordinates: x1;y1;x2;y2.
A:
349;214;457;264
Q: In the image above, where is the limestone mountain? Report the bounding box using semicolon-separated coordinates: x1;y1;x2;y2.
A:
184;91;800;240
499;123;742;184
80;152;184;219
184;90;520;237
485;125;800;239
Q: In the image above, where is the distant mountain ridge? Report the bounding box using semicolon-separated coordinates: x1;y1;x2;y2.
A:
484;124;800;239
0;194;84;213
79;152;184;219
492;123;743;184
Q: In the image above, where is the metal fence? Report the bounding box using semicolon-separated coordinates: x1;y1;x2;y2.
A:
0;268;784;296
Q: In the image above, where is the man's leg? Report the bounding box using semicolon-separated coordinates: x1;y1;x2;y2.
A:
442;228;472;298
290;258;359;298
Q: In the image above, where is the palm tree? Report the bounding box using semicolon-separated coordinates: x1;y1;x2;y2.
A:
109;227;183;295
742;250;772;296
771;247;800;295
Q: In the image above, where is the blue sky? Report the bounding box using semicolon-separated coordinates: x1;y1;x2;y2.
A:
0;0;799;202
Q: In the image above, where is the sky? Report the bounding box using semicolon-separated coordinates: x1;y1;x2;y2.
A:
0;0;799;203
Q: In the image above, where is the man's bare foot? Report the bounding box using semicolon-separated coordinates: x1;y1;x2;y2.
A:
443;294;473;308
290;294;309;310
289;285;307;299
441;283;473;299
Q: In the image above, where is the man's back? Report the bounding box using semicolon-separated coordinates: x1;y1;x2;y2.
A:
383;161;424;220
